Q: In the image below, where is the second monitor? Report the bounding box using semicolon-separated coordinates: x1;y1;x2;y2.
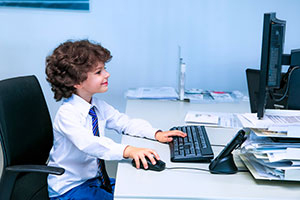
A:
250;12;300;119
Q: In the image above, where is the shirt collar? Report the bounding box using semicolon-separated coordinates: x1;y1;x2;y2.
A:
64;94;98;118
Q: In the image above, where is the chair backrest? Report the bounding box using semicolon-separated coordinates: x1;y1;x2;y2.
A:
0;75;53;169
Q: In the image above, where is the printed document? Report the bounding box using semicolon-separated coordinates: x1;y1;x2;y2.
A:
185;111;219;125
184;111;242;128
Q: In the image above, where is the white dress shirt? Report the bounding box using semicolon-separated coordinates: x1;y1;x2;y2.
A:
47;94;158;197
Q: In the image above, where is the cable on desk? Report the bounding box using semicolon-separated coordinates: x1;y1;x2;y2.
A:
166;167;250;173
166;167;210;172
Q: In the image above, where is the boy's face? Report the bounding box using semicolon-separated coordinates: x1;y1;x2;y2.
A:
74;62;110;102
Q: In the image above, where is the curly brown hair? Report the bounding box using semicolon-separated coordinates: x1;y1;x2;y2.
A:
46;40;112;101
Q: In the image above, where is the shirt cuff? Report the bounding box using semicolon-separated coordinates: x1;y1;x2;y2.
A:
114;143;129;160
147;128;161;140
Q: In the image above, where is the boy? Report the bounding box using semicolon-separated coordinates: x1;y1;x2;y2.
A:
46;40;186;200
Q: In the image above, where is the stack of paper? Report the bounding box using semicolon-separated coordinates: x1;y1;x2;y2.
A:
238;109;300;128
237;109;300;138
238;109;300;181
240;130;300;181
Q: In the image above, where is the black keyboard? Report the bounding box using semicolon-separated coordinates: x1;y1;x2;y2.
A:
169;126;214;162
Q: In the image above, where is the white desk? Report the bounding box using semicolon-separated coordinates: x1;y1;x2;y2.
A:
114;99;300;200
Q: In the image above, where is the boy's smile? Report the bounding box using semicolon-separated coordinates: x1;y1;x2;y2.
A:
101;81;108;86
74;62;110;103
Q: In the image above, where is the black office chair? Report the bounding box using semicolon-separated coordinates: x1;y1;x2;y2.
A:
0;75;64;200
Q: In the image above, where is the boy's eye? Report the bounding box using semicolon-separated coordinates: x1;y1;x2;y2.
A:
95;67;107;75
95;67;107;74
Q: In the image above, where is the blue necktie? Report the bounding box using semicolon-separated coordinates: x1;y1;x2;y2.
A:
89;106;112;193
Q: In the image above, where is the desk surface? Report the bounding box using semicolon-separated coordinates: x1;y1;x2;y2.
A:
114;100;300;200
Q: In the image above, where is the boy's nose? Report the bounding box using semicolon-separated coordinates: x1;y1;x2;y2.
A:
105;71;110;78
102;68;110;77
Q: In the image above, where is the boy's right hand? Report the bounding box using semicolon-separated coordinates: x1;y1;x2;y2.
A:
123;145;159;169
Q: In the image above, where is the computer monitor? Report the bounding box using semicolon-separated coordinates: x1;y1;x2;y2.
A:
254;12;300;119
257;13;286;119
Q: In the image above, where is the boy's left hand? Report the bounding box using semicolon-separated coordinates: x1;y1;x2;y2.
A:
155;130;187;143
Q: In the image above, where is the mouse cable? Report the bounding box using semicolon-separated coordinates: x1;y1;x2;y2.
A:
165;167;210;172
165;167;249;173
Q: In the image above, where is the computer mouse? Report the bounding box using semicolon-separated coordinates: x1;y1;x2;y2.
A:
131;157;166;171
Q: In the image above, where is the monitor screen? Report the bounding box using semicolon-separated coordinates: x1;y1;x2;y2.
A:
257;13;286;119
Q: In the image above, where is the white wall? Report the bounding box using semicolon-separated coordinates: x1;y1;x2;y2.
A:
1;0;300;119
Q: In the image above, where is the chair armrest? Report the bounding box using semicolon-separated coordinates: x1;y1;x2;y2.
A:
6;165;64;175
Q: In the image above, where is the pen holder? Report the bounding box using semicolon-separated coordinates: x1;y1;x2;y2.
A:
179;61;186;101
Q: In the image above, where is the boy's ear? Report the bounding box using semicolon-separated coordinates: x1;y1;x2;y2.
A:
74;83;82;89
